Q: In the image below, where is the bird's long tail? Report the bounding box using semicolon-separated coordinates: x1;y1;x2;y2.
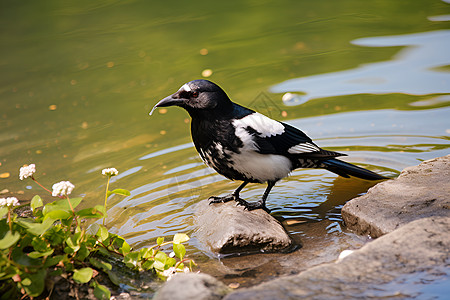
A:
322;158;386;180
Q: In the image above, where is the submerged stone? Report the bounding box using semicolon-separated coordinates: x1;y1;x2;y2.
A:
153;273;231;300
195;200;294;254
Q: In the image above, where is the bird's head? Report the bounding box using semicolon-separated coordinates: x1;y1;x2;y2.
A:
150;80;232;117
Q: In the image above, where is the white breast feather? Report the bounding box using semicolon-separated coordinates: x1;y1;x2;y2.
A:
229;151;292;182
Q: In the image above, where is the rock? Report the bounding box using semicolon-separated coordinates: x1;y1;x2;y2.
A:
223;216;450;300
342;155;450;237
153;273;231;300
195;200;294;254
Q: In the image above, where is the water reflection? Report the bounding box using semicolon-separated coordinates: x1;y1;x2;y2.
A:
272;30;450;105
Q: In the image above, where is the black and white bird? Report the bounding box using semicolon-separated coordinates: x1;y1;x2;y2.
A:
151;80;385;212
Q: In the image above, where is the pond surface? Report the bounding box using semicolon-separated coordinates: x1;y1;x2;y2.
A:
1;0;450;291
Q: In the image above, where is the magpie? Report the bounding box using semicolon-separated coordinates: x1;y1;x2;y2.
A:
150;79;385;212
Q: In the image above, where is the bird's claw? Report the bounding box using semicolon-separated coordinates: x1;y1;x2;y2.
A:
208;194;236;204
236;199;271;213
209;195;271;213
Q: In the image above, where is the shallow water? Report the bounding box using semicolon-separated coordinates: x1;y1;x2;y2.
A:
1;0;449;292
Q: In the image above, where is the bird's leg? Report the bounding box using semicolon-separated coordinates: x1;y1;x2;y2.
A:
208;181;249;204
237;181;275;213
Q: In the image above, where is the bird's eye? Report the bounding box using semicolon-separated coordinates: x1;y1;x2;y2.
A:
192;91;199;98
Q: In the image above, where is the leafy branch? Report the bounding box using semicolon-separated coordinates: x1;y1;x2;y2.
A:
0;164;195;299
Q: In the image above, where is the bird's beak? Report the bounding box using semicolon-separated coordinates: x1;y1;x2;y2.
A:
149;93;186;116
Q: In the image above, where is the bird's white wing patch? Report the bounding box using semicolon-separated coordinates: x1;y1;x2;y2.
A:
288;142;321;154
233;112;285;138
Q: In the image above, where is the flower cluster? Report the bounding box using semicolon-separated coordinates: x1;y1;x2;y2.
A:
162;266;190;281
52;181;75;197
102;168;119;177
19;164;36;180
0;197;20;207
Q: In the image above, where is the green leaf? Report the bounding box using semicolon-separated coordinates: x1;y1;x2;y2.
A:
44;254;66;268
153;259;165;271
173;243;186;260
42;197;83;216
112;235;126;248
94;205;106;215
96;225;109;242
73;267;93;284
43;209;71;220
142;259;155;270
32;236;50;252
21;269;46;297
0;207;9;218
44;225;66;246
0;231;20;249
11;246;42;267
120;241;131;255
89;257;112;272
16;217;55;235
28;249;54;258
92;282;111;300
76;207;103;219
154;251;167;270
124;251;140;268
141;248;152;259
177;262;185;270
65;234;81;253
106;270;120;286
157;237;164;245
31;195;43;211
76;244;90;260
49;268;63;277
165;257;176;268
173;233;189;244
110;189;131;196
97;247;110;257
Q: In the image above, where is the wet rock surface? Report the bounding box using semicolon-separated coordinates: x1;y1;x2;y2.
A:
195;200;294;254
224;217;450;300
153;273;232;300
342;155;450;237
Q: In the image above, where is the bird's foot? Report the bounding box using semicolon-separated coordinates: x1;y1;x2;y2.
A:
208;194;236;204
236;199;271;213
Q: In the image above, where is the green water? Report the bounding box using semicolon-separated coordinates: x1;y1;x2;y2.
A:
1;0;450;289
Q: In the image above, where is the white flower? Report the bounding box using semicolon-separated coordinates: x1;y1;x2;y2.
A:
52;181;75;197
162;267;177;281
161;266;190;281
102;168;119;177
19;164;36;180
0;197;20;207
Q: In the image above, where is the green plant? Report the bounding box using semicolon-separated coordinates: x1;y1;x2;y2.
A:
0;164;195;299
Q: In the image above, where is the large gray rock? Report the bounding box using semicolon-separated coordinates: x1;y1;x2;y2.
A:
195;200;293;254
342;155;450;237
223;216;450;300
153;273;231;300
